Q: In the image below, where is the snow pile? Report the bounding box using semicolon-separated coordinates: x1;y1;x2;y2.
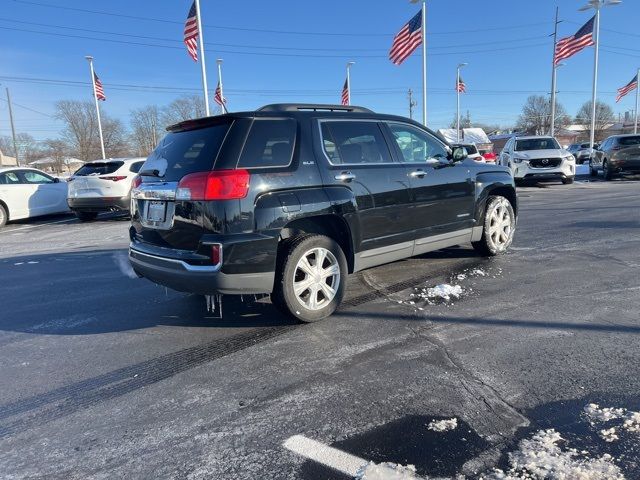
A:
355;462;419;480
583;403;640;439
471;268;487;277
484;429;624;480
415;284;463;303
427;418;458;432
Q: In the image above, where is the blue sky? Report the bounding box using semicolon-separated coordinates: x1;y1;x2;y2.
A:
1;0;639;141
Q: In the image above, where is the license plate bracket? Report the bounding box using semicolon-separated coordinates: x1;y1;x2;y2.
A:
147;201;166;222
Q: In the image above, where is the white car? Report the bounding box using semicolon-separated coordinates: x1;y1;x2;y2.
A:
453;143;484;162
499;136;576;185
0;167;69;227
67;158;145;221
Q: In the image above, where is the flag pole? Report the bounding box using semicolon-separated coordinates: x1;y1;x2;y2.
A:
346;61;355;106
456;67;460;142
216;59;227;114
550;7;559;136
85;56;105;160
194;0;210;116
421;0;427;126
635;67;639;134
589;8;600;153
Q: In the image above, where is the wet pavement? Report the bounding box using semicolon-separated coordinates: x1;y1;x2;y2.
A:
0;176;639;479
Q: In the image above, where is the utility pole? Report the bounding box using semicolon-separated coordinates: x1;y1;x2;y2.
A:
408;89;417;119
6;88;19;166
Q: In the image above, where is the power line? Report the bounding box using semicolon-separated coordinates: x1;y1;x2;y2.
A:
0;97;54;117
10;0;551;37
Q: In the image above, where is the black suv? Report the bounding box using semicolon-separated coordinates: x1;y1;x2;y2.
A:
129;104;517;322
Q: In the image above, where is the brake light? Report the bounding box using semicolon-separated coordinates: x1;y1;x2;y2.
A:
210;244;222;266
131;175;142;189
101;175;128;182
176;170;250;201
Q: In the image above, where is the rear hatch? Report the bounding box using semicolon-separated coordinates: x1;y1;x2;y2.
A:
68;161;126;198
616;136;640;169
131;119;234;252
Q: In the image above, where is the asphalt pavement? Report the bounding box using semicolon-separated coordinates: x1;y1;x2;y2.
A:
0;175;639;479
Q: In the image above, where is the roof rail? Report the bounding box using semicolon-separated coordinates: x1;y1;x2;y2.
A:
258;103;373;113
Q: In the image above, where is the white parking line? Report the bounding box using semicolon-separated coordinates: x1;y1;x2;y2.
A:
283;434;367;477
1;217;76;233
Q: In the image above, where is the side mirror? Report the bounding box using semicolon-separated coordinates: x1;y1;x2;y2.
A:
53;177;60;183
451;146;468;162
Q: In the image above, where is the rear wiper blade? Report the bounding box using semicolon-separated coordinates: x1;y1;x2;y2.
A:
139;169;161;177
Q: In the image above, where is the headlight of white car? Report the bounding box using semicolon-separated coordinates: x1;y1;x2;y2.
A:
512;156;527;164
563;154;576;163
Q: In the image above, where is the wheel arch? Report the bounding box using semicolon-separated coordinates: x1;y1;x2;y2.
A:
0;199;9;221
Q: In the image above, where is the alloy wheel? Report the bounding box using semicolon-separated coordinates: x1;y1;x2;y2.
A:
487;200;513;251
292;247;340;311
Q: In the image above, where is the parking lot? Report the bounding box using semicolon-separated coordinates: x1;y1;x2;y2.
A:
1;175;639;478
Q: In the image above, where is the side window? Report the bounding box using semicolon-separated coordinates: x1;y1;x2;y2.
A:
130;161;144;173
320;121;392;165
0;172;20;184
238;119;296;168
387;123;448;163
22;171;54;184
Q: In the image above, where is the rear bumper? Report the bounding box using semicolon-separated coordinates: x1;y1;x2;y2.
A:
129;244;275;295
610;159;640;172
68;196;130;212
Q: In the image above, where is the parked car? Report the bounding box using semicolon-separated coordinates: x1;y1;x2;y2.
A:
499;135;576;185
0;167;69;227
452;143;483;162
590;134;640;180
129;104;517;322
478;146;497;163
567;142;596;164
67;158;145;221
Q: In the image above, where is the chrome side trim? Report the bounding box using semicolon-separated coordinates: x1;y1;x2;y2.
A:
132;181;178;200
129;248;221;272
414;228;472;246
359;241;413;259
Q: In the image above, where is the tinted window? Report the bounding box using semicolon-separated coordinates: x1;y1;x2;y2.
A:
580;143;591;148
75;161;124;176
23;171;54;184
618;136;640;146
238;119;296;168
321;121;392;165
463;144;478;155
142;123;231;182
0;172;20;184
387;123;448;163
129;161;144;173
515;138;560;151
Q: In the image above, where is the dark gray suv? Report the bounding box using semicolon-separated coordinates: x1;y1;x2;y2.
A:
591;134;640;179
129;104;517;322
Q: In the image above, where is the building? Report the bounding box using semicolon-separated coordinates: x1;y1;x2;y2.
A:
0;149;17;166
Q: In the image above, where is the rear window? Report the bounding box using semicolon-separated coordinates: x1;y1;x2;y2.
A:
464;145;478;155
618;136;640;146
238;119;296;168
141;123;231;182
129;161;144;173
74;161;124;176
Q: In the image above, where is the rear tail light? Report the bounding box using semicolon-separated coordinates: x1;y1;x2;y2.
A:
131;175;142;189
101;175;128;181
210;244;222;266
176;170;250;201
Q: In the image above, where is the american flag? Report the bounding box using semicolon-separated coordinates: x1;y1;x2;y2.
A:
184;1;199;62
214;82;227;113
554;16;595;65
94;72;106;101
456;76;466;93
341;78;349;106
616;75;638;103
389;11;422;65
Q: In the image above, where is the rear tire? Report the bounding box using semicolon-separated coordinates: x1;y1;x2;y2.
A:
0;204;7;227
75;211;98;222
472;195;516;257
271;234;347;323
603;160;613;181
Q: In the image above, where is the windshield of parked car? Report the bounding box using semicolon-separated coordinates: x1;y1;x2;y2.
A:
515;138;560;151
618;136;640;147
74;161;124;176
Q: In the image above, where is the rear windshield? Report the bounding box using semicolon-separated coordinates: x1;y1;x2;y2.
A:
618;136;640;146
74;161;124;176
463;145;478;155
141;123;231;182
515;138;560;151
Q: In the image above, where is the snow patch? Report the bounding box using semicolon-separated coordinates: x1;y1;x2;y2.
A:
355;462;419;480
600;427;619;443
484;429;624;480
113;251;138;279
584;403;625;423
584;403;640;436
427;418;458;432
421;284;463;302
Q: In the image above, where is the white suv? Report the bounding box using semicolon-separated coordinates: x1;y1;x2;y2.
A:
67;158;145;221
499;136;575;185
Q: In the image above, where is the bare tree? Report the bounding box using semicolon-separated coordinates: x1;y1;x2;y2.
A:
161;95;205;127
130;105;162;156
0;133;41;164
575;101;614;141
42;139;68;174
449;112;472;130
0;135;16;157
102;117;130;158
516;95;570;135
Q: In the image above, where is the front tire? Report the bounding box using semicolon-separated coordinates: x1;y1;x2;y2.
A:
0;203;7;227
271;234;347;323
75;211;98;222
472;196;516;257
590;164;598;177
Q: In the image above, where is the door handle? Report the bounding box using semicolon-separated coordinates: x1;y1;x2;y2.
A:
409;169;426;178
334;171;356;182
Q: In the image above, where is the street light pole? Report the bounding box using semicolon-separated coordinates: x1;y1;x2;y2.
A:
421;0;427;126
346;61;355;106
456;63;467;143
5;88;19;166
